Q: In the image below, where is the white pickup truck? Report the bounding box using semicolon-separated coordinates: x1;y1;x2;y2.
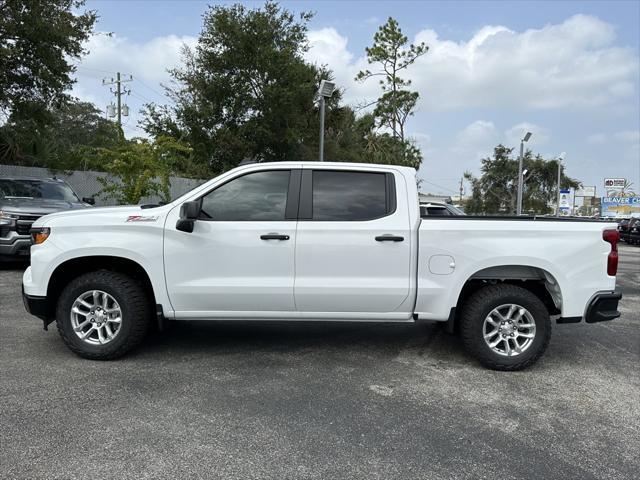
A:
22;162;622;370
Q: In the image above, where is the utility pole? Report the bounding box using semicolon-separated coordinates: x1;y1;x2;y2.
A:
556;153;566;217
458;177;464;203
102;72;132;134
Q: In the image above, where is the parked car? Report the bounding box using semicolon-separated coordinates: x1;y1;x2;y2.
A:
420;201;465;217
617;218;631;241
23;162;621;370
0;177;93;261
624;218;640;245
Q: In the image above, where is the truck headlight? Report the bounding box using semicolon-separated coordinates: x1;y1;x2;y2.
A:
0;210;18;225
31;227;50;245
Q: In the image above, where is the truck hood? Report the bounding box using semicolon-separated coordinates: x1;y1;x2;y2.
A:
0;198;90;216
33;204;172;227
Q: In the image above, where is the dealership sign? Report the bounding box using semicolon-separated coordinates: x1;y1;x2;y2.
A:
559;189;571;215
601;196;640;218
604;178;629;197
604;178;626;188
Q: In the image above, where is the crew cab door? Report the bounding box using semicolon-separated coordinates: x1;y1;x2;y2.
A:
164;168;300;318
294;168;412;316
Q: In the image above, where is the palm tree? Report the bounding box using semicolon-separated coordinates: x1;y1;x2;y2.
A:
608;180;636;198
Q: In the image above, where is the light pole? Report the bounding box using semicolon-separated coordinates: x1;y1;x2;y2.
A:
317;80;336;162
556;152;566;217
516;131;532;215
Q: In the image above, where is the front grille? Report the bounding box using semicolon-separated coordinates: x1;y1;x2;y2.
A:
16;222;33;235
16;214;42;235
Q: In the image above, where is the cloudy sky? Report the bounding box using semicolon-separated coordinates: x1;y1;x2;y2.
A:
73;0;639;196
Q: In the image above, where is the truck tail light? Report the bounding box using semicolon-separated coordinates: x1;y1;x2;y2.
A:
603;229;619;276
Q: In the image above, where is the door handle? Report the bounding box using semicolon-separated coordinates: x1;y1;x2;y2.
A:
375;235;404;242
260;234;290;241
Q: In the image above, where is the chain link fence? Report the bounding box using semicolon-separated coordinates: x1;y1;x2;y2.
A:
0;164;205;206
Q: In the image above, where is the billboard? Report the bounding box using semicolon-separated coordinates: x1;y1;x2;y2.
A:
559;189;571;215
604;178;629;197
601;197;640;218
576;186;596;197
604;178;626;188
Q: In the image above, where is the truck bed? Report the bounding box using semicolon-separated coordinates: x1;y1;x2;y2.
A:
415;217;617;320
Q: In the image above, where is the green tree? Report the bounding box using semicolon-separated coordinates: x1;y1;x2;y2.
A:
1;99;121;169
355;17;428;168
464;145;581;215
97;136;193;205
142;2;329;174
0;0;96;126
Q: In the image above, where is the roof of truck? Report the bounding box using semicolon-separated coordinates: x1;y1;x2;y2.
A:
235;161;417;174
0;176;65;182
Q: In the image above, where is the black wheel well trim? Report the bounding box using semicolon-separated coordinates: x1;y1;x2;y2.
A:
46;255;157;325
450;268;562;332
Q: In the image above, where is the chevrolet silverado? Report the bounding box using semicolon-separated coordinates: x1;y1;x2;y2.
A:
22;162;622;370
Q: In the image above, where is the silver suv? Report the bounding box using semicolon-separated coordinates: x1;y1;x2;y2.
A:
0;177;93;261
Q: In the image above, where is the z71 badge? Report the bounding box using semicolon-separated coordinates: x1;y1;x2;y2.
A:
126;215;159;222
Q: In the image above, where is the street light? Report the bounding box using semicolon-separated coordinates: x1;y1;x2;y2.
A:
317;80;336;162
516;131;532;215
556;152;566;217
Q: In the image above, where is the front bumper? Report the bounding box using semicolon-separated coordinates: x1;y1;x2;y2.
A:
585;292;622;323
0;232;31;259
22;285;52;328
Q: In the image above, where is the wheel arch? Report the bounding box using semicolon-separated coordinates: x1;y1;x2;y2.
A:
45;255;157;321
448;264;562;333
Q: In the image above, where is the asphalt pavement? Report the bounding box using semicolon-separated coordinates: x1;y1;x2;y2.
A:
1;246;638;480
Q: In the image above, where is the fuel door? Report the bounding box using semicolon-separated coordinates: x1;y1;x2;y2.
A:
429;255;455;275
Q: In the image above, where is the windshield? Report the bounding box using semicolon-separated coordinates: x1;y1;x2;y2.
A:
0;179;80;202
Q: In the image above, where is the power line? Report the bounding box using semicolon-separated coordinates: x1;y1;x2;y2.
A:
74;64;117;75
135;77;167;100
130;91;154;104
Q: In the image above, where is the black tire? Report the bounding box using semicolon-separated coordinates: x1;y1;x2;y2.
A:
56;270;151;360
459;284;551;371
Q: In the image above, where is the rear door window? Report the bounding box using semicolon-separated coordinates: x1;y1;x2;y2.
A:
310;171;392;221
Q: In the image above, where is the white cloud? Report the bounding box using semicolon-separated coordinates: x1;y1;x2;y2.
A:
71;14;638;119
305;14;639;111
586;130;639;144
70;32;197;136
456;120;498;149
613;130;640;143
76;32;196;89
305;28;374;105
419;120;500;186
504;122;550;146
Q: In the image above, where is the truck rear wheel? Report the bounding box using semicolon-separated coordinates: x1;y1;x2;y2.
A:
56;270;151;360
459;284;551;371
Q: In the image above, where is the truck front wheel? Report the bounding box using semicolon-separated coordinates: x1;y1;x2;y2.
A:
56;270;151;360
459;284;551;371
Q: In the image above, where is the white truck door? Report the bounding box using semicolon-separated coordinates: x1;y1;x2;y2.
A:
294;168;412;314
164;169;300;318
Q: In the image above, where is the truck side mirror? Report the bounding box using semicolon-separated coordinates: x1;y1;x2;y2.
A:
176;199;201;233
82;197;95;205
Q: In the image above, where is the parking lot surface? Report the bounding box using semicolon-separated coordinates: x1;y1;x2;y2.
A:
1;246;639;480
